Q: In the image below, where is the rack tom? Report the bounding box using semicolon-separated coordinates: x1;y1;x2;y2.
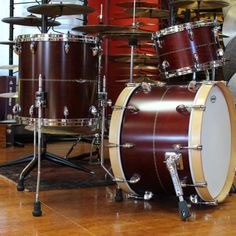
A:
154;20;224;79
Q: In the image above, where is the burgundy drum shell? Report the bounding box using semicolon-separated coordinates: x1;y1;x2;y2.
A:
120;85;196;195
158;25;219;73
18;39;98;119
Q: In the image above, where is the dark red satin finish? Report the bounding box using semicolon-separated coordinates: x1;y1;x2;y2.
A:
120;85;197;195
157;24;219;75
18;39;98;119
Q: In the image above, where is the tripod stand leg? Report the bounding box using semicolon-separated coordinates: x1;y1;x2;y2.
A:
0;154;33;167
45;152;95;174
17;154;38;191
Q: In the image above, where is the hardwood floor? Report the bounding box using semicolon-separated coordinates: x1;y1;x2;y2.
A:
0;142;236;236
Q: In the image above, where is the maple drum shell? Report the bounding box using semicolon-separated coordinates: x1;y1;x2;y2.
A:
15;34;98;134
109;82;236;202
155;20;223;79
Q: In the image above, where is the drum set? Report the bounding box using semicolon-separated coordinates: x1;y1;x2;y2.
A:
1;0;236;220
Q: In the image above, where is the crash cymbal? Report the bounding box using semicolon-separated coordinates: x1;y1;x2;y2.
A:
103;29;151;40
117;42;155;48
117;1;159;8
0;65;18;70
116;77;164;85
0;92;18;98
2;15;61;27
71;25;129;34
173;0;229;10
124;7;170;18
27;4;94;17
116;74;158;79
118;65;158;70
0;41;15;45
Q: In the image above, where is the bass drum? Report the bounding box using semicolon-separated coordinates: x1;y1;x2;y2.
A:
109;82;236;202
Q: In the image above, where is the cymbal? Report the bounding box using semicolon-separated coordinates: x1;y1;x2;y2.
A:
124;7;170;19
71;25;129;34
116;77;164;85
117;1;159;8
118;65;158;70
103;29;152;40
0;41;15;45
2;15;61;27
223;4;236;46
27;4;94;17
173;1;229;10
116;74;158;79
0;92;18;98
0;65;18;70
116;42;155;48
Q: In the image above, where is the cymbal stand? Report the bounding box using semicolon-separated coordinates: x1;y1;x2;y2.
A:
129;0;137;83
32;74;44;217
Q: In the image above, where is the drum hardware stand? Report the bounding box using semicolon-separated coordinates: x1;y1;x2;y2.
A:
98;76;141;201
164;152;191;220
14;75;94;194
127;191;154;201
189;195;218;206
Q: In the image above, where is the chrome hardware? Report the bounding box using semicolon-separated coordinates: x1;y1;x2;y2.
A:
216;48;224;58
112;105;139;114
13;44;21;55
190;195;218;206
107;143;135;149
89;105;98;116
64;43;70;54
63;106;69;118
187;79;197;92
162;60;170;70
92;46;99;56
127;191;153;200
193;53;200;68
186;24;194;41
141;82;152;93
107;99;112;107
12;104;21;115
29;105;35;117
173;144;202;151
165;152;191;220
114;174;140;184
176;104;206;113
165;152;183;197
181;182;207;188
30;42;36;54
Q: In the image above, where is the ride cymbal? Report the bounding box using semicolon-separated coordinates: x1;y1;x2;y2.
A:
71;25;129;34
0;65;18;70
0;92;18;98
117;1;159;8
27;4;94;17
173;0;229;10
103;29;152;40
124;7;170;19
2;15;61;27
0;41;15;45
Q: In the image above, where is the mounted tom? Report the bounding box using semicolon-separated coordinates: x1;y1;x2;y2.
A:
153;20;224;79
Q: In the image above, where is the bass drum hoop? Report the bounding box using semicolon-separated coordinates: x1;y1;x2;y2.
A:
189;82;236;202
109;85;138;195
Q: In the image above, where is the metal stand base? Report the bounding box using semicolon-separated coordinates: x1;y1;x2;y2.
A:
32;201;42;217
16;149;94;191
115;187;124;202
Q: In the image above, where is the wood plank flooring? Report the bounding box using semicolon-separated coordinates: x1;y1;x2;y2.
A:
0;142;236;236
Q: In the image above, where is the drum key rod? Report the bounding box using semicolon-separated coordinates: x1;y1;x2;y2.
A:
165;152;191;220
173;144;202;151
